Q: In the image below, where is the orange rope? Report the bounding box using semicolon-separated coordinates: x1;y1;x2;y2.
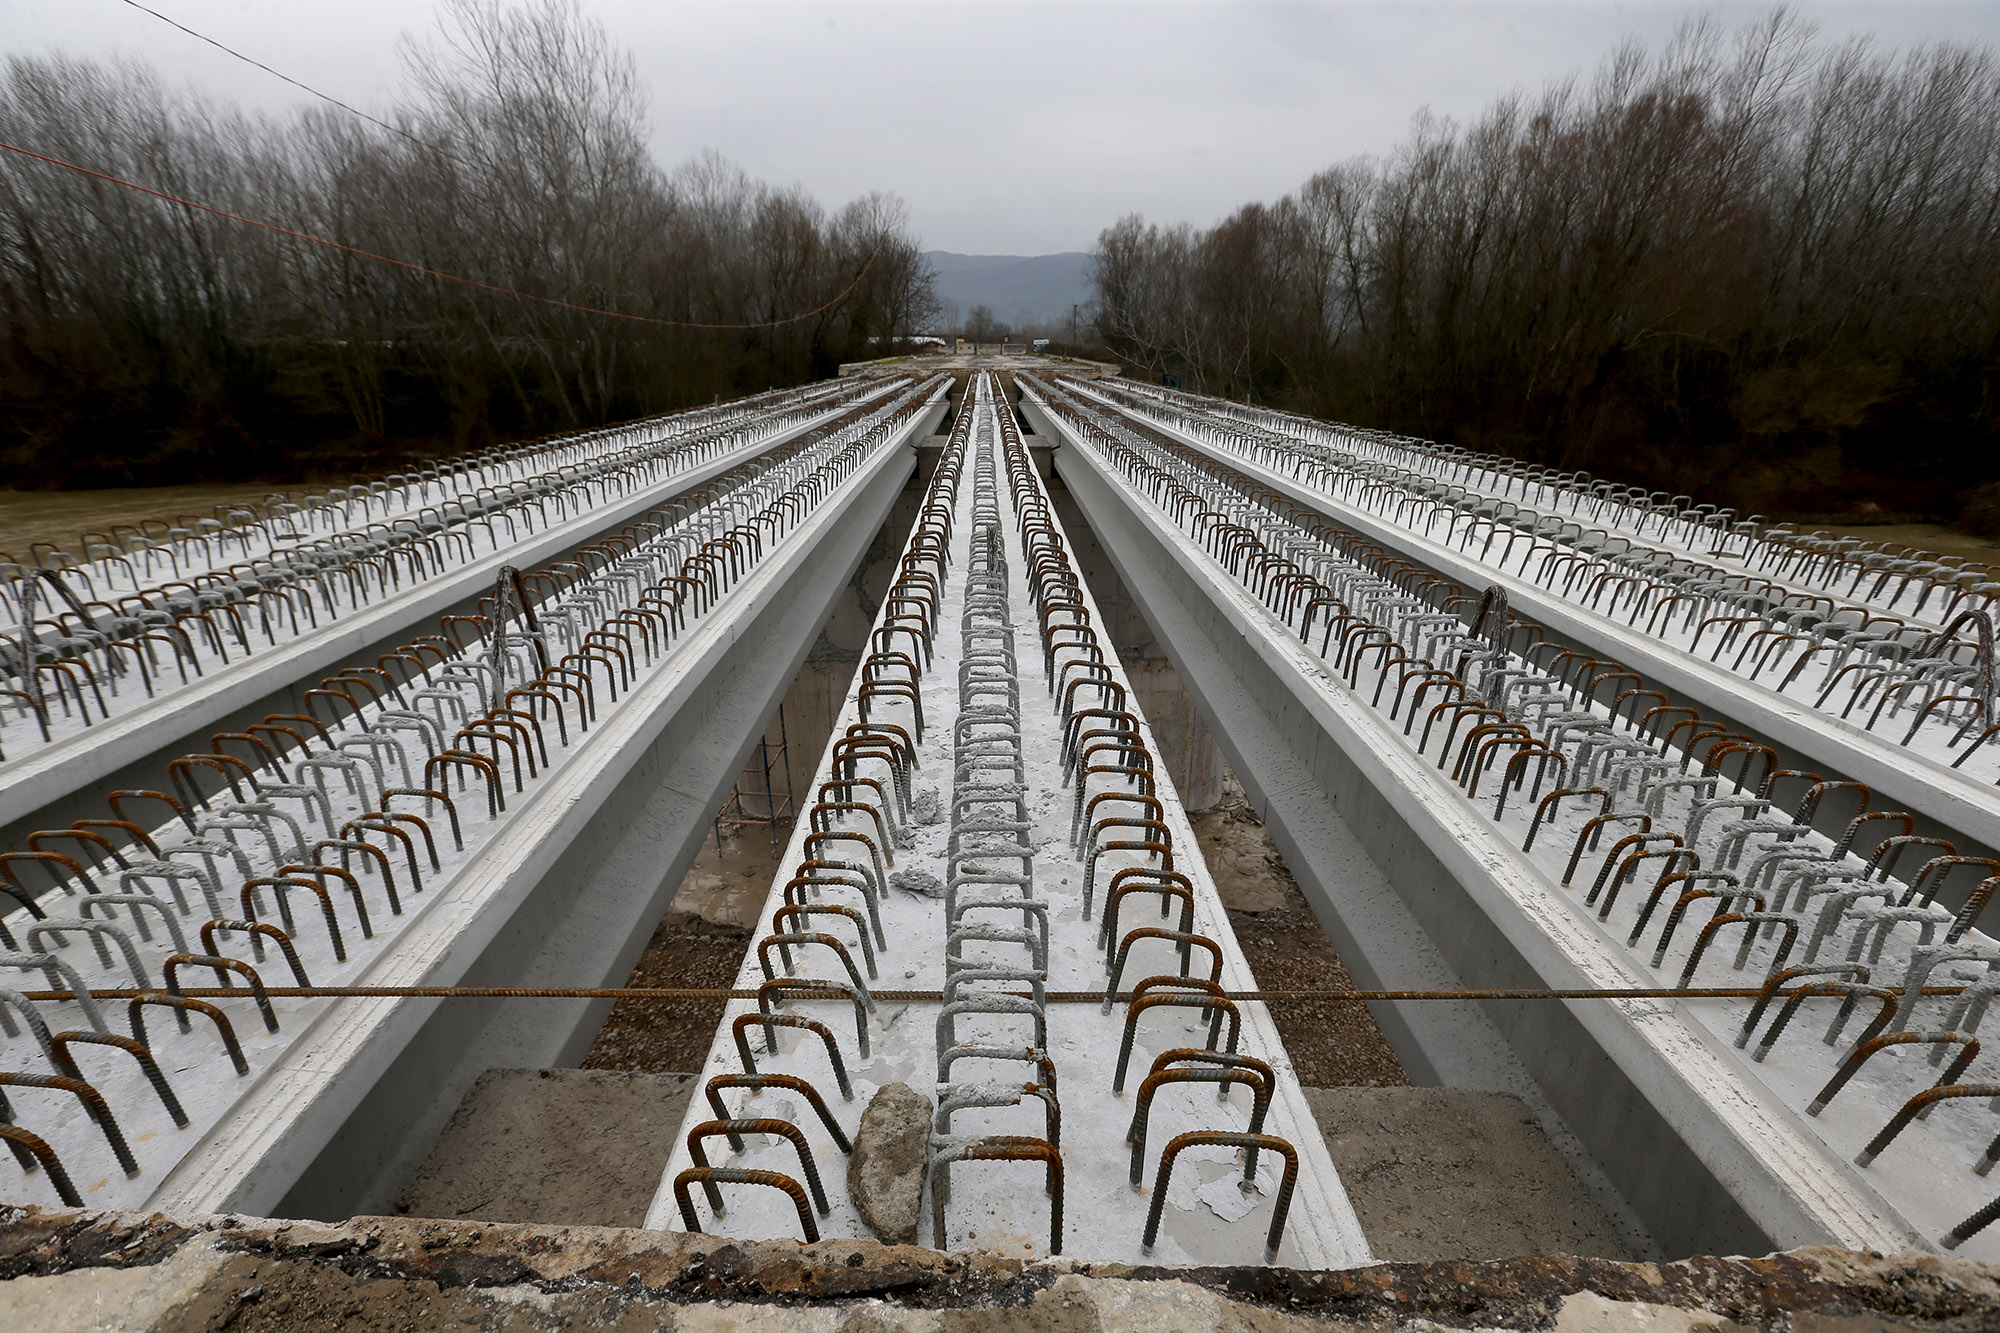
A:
0;138;885;330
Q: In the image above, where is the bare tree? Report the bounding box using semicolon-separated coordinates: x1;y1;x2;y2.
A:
1089;14;2000;519
0;1;936;488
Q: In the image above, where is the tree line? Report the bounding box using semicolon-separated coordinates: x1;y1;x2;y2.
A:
0;0;937;490
1090;14;2000;522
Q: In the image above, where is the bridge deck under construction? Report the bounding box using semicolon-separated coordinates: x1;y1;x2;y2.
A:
4;361;2000;1266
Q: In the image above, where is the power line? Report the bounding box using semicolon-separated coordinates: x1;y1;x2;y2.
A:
114;0;435;156
0;137;885;331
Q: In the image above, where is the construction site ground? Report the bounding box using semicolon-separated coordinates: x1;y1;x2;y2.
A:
0;482;331;556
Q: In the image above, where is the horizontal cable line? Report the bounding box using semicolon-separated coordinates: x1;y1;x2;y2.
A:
114;0;442;159
17;985;1972;1003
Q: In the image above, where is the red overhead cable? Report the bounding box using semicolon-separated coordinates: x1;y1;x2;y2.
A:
0;138;883;330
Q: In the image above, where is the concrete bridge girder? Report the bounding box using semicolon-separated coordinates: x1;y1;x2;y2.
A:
1101;397;2000;865
1030;390;1917;1260
0;407;865;856
0;386;942;1221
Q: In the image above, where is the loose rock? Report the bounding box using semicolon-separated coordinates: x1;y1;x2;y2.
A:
889;868;945;899
848;1082;933;1245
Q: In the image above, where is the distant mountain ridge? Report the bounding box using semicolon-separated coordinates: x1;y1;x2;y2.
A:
925;250;1091;331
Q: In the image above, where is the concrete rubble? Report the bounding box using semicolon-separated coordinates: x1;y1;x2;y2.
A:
4;1206;1999;1331
849;1083;936;1246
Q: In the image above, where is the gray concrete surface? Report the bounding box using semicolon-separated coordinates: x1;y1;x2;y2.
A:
395;1069;697;1228
1040;399;1914;1259
6;1206;1998;1332
0;418;846;854
1304;1088;1629;1261
1141;409;2000;866
251;436;922;1223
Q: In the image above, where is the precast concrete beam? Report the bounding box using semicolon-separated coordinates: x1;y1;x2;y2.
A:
0;382;944;1223
1042;399;1918;1261
0;403;877;854
1080;394;2000;861
1025;397;1506;1083
158;430;924;1221
648;374;1370;1266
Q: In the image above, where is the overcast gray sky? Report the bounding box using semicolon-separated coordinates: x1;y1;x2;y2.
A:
6;1;1998;254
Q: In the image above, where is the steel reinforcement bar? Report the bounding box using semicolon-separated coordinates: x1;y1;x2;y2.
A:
0;379;890;848
645;371;1368;1266
0;374;946;1217
1028;371;2000;1259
